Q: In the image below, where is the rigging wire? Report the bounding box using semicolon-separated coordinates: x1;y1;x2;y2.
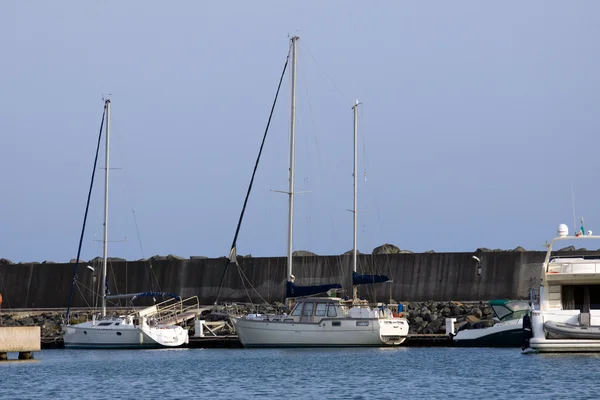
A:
301;41;350;104
214;44;292;304
112;108;160;293
66;104;106;322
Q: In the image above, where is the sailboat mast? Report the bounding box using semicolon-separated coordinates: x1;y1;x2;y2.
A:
287;36;298;283
352;100;359;300
352;100;359;273
101;99;110;317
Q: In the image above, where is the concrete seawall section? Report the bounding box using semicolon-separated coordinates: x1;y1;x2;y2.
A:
1;249;582;308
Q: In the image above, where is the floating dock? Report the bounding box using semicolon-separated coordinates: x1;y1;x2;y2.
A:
41;333;453;349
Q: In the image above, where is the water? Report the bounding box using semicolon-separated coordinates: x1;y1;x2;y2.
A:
2;347;600;399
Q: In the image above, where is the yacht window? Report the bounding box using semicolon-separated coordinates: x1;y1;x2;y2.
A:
508;301;530;312
115;323;120;326
291;303;302;317
491;305;511;320
332;321;341;327
302;302;314;316
356;321;369;327
116;332;122;336
327;304;337;317
315;303;327;317
98;322;113;326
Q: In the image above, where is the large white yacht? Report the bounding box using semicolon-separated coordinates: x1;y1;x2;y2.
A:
525;222;600;352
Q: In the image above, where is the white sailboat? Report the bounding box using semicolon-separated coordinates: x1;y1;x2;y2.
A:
230;37;409;346
62;99;190;349
524;221;600;352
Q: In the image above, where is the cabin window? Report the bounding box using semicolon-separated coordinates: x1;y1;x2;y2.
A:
98;322;112;326
291;304;302;317
115;323;120;326
315;303;327;317
356;321;369;327
327;304;337;317
492;305;511;320
563;285;600;311
332;321;341;327
302;302;314;316
116;332;122;336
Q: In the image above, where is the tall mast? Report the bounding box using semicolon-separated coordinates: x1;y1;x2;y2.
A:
352;99;359;300
101;99;110;317
287;36;298;283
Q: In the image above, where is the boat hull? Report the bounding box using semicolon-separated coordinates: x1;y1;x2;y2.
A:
231;316;408;347
527;310;600;352
63;321;188;349
453;319;525;347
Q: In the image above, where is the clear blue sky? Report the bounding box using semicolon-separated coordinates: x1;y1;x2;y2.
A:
2;1;599;262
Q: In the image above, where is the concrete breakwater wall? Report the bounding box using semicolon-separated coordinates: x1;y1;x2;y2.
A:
0;249;584;309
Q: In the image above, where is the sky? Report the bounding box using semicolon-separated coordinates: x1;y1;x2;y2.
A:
1;1;600;262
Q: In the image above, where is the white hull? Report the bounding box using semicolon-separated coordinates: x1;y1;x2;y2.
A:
231;316;408;347
528;310;600;352
453;319;525;347
63;319;188;349
528;338;600;352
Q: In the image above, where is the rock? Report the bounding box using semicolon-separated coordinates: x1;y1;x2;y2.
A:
454;320;469;332
451;305;466;316
558;245;576;252
0;258;14;265
372;243;402;255
466;315;480;324
425;250;435;253
166;254;186;260
190;256;208;260
416;321;428;334
441;307;452;317
476;248;492;252
69;259;84;263
422;311;433;322
150;255;167;261
425;313;438;323
343;249;362;256
90;256;103;262
107;257;126;262
42;261;57;264
512;246;526;252
19;317;35;326
469;307;483;319
292;250;317;257
426;318;443;332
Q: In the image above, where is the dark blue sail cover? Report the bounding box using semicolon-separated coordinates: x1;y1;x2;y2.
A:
352;271;392;286
286;281;342;298
130;292;181;302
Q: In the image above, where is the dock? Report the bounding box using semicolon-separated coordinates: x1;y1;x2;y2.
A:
41;333;453;349
404;334;453;347
0;326;41;360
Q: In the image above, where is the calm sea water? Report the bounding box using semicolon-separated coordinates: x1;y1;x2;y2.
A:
1;347;600;399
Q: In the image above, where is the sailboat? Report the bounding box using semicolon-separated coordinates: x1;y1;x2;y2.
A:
230;37;409;346
62;99;190;349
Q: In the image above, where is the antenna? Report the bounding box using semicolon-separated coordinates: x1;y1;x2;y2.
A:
572;183;576;235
